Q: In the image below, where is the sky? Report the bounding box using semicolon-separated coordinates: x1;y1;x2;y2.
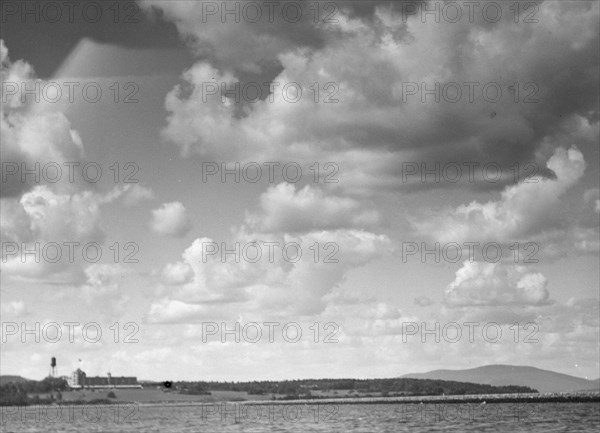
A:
0;0;599;382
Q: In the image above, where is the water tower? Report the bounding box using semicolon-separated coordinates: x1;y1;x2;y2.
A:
49;357;58;401
49;357;57;378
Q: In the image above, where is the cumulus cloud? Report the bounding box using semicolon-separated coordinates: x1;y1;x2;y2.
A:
149;228;391;321
80;264;123;303
1;39;85;198
3;3;598;382
0;186;110;282
414;147;587;244
2;186;105;244
0;41;127;284
247;183;379;233
150;201;192;237
147;181;391;321
150;1;598;193
444;261;551;308
161;261;194;285
0;183;145;285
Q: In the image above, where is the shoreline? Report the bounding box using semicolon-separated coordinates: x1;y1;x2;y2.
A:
120;391;600;407
2;391;598;408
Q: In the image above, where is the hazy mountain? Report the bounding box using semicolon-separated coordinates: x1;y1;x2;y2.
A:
402;365;600;393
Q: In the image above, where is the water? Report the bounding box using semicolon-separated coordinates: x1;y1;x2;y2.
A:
1;402;599;432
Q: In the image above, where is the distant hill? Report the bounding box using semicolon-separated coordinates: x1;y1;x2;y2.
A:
402;365;600;394
0;375;29;385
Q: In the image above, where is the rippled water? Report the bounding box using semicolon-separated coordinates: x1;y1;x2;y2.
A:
2;402;599;432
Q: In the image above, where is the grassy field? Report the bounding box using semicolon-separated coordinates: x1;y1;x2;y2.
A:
45;388;390;404
56;388;278;403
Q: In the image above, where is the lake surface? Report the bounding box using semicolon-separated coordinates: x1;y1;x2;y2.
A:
2;402;599;432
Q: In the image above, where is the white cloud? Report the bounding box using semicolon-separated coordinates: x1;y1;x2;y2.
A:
18;186;105;242
152;2;598;196
445;261;551;308
121;184;155;206
1;186;108;282
149;182;390;321
150;201;192;237
414;147;587;244
80;264;122;302
2;3;598;383
147;298;204;324
1;40;85;198
161;261;194;285
149;228;391;322
0;183;145;285
247;183;379;233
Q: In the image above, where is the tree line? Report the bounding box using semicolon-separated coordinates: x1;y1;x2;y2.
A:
152;378;537;397
0;377;68;406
